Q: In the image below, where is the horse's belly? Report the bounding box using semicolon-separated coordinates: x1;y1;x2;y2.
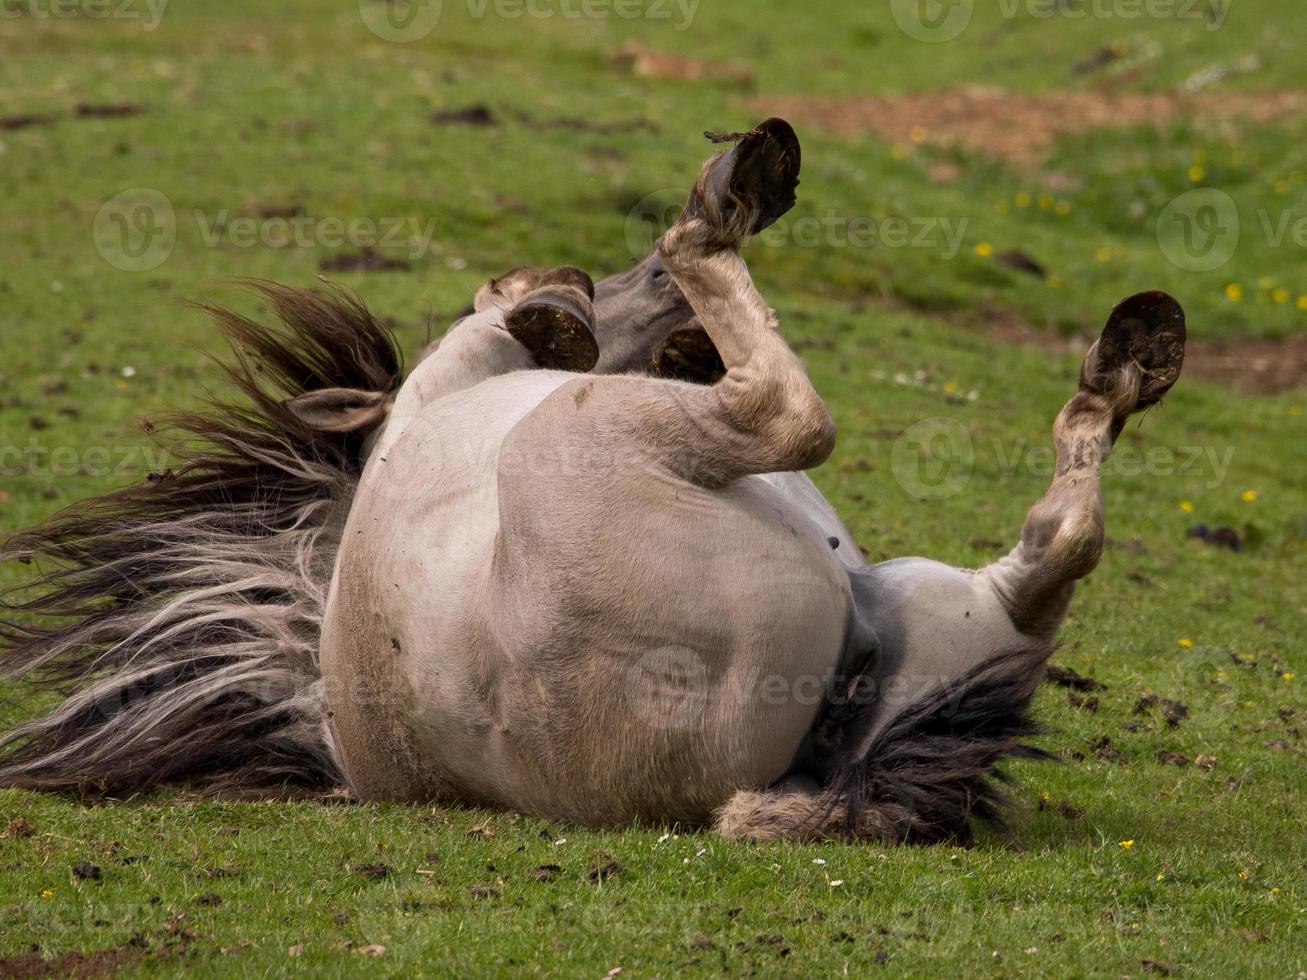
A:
324;372;852;822
464;461;853;824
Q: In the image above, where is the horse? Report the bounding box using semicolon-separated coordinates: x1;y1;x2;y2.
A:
0;119;1186;843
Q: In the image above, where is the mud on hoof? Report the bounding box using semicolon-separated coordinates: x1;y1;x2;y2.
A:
504;283;600;373
677;117;801;249
1082;291;1186;414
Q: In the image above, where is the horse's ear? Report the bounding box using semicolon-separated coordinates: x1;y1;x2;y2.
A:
283;388;393;433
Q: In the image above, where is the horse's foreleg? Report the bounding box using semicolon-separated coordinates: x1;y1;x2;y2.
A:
403;266;599;407
981;292;1186;641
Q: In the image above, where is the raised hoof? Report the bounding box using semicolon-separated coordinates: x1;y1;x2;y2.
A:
684;118;802;244
1086;291;1186;412
476;265;596;313
651;327;726;385
504;287;599;373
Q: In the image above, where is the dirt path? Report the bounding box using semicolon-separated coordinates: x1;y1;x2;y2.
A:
980;307;1307;394
754;87;1307;169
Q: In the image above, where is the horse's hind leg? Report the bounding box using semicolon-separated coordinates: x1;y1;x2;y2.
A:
639;119;835;484
981;292;1186;642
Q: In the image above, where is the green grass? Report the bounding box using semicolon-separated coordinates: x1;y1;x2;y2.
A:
1;1;1305;975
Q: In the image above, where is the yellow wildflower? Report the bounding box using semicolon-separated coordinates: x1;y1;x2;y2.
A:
1119;840;1135;849
1178;639;1194;649
40;890;53;899
1225;283;1243;302
995;200;1010;214
1179;500;1194;513
1015;192;1032;208
1238;870;1248;879
1284;672;1295;682
1273;289;1290;305
1095;245;1114;262
1188;164;1206;182
1241;489;1258;503
974;242;994;258
1054;201;1071;215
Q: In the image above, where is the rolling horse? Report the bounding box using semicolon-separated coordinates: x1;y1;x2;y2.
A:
0;119;1186;842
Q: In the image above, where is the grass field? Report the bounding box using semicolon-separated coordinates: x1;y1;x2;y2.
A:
1;0;1305;976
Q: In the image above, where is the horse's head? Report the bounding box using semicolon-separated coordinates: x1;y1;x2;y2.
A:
591;247;721;381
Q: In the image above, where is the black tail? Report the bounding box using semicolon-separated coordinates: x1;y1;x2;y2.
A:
714;650;1052;844
0;282;403;796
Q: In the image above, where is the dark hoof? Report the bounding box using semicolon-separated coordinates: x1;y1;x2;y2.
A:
545;265;596;301
505;288;599;373
652;326;725;385
687;118;802;242
1090;291;1186;411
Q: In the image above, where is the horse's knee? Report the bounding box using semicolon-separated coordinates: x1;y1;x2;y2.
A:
1019;499;1105;594
715;368;835;472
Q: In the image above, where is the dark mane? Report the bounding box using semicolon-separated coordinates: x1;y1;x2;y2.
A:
0;281;403;795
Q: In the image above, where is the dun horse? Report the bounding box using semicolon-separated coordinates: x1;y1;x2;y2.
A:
0;120;1185;842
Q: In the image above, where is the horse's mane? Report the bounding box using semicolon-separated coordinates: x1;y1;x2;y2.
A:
0;282;403;796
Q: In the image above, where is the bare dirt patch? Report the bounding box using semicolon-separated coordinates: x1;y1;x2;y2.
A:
1178;332;1307;394
611;42;753;86
978;307;1307;394
0;947;143;979
754;87;1307;169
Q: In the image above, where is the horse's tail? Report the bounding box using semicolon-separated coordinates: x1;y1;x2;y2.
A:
713;649;1052;844
0;282;403;796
